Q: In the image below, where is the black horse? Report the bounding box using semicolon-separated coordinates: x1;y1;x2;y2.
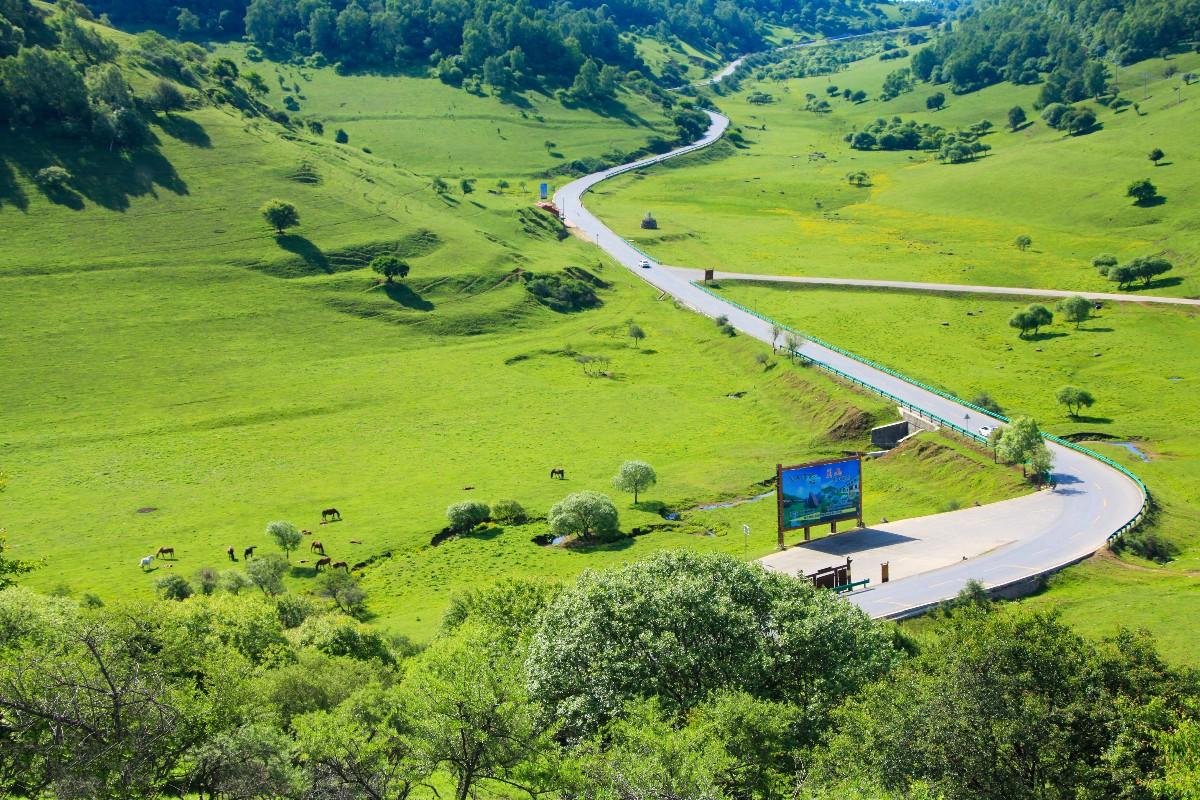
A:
322;507;341;522
549;468;565;480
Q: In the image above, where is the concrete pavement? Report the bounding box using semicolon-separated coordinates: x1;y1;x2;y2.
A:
555;110;1148;619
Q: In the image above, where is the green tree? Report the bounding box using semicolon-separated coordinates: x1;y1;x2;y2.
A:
1007;105;1027;130
1127;178;1158;204
628;323;646;347
180;723;301;800
1008;309;1035;338
1128;255;1173;287
1028;442;1054;481
246;553;289;595
612;460;657;504
571;58;602;100
994;416;1043;475
267;520;301;560
147;79;186;112
1056;385;1095;417
370;254;410;283
925;91;945;110
260;199;299;234
1013;234;1032;251
446;501;490;533
526;551;896;740
1149;147;1165;165
1056;295;1092;327
460;178;474;194
155;573;194;601
490;499;526;524
547;491;619;541
176;8;200;38
335;128;349;144
318;569;367;617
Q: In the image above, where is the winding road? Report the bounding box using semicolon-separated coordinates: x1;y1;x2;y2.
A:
555;110;1148;619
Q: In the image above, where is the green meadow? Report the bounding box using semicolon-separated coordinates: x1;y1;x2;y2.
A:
0;37;1030;641
587;45;1200;295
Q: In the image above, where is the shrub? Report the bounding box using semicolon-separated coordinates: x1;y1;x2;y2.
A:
491;499;527;524
447;501;490;533
525;273;600;312
33;166;72;190
156;574;194;601
548;491;619;542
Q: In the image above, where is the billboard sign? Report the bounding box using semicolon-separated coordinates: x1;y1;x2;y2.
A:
777;456;862;532
539;182;549;200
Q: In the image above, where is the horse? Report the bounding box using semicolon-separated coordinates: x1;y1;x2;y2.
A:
550;467;565;480
310;540;325;555
331;561;349;571
226;546;236;562
243;545;256;560
156;546;174;559
314;556;332;571
139;555;154;570
351;561;368;571
321;508;341;522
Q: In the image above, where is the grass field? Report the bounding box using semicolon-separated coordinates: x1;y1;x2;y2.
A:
587;45;1200;295
714;280;1200;662
0;32;1031;640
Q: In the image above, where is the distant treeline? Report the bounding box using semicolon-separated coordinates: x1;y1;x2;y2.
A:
913;0;1200;102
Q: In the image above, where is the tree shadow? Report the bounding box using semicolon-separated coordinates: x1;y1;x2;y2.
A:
1154;161;1174;167
380;281;434;311
0;158;28;210
1068;121;1103;136
1071;415;1113;425
633;500;669;515
566;534;636;553
42;184;84;210
1025;331;1067;341
1078;326;1114;333
275;234;330;272
1133;195;1166;207
155;113;212;148
1011;121;1034;132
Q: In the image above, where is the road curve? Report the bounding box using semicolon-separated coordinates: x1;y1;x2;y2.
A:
555;111;1148;619
668;269;1200;307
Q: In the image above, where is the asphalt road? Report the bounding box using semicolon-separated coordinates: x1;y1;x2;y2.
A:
670;269;1200;307
555;111;1148;619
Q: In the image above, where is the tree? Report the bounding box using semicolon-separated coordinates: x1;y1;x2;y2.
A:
1056;385;1095;418
1107;264;1138;289
318;570;367;617
33;166;72;191
1127;178;1158;204
260;199;299;234
401;628;560;800
994;416;1043;475
1014;234;1032;251
1008;304;1051;337
446;501;490;533
147;80;186;113
460;178;474;194
370;254;410;283
612;460;657;504
267;520;301;560
1149;147;1165;165
628;323;646;347
1065;106;1097;134
769;323;783;350
783;332;803;361
571;58;602;100
547;491;619;541
925;91;945;110
1007;105;1027;130
1056;295;1091;327
490;499;526;524
246;553;289;596
155;573;194;601
335;128;349;144
1128;255;1173;287
526;551;896;740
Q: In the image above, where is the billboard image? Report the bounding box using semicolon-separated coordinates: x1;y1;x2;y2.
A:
777;457;862;531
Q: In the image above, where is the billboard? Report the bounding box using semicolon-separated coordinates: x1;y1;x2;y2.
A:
777;456;862;532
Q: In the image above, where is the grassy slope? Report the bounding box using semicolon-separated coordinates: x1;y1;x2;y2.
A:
0;33;1027;640
586;46;1200;295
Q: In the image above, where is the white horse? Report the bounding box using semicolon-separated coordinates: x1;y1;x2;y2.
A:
140;555;154;570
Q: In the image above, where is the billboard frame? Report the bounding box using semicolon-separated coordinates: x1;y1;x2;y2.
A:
776;455;864;548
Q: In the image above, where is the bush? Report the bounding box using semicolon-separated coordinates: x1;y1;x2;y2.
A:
548;491;619;542
276;593;316;629
491;499;527;524
33;166;72;190
447;501;490;533
317;570;367;617
524;273;600;312
156;574;194;601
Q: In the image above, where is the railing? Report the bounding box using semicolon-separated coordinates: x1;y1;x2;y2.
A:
682;281;1150;542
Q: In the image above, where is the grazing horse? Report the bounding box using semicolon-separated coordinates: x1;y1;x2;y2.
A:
331;561;349;572
226;546;236;562
156;546;174;559
310;540;325;555
139;555;154;570
314;556;332;571
321;508;341;522
550;467;565;480
243;545;256;560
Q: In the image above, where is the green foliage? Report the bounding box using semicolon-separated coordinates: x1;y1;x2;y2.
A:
266;519;301;559
155;573;194;600
1148;147;1165;165
1056;385;1095;417
1099;255;1173;289
33;165;72;190
490;499;527;525
334;127;348;143
880;67;913;101
446;500;490;533
260;199;300;233
317;570;367;617
612;459;657;503
526;551;897;739
628;323;646;345
925;91;945;111
993;415;1044;474
1127;178;1159;205
1013;234;1032;251
547;490;619;543
369;254;410;283
1055;295;1091;327
246;552;288;595
1007;105;1027;130
1008;303;1052;338
524;272;600;312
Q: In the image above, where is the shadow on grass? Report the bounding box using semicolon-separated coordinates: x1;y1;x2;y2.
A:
1078;326;1115;333
1070;415;1114;425
0;158;27;210
1133;195;1167;208
156;113;212;148
380;281;434;311
566;534;636;553
633;500;670;516
1023;331;1068;342
275;234;330;272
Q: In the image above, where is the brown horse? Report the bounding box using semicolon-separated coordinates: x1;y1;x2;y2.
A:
243;545;256;560
321;508;341;522
314;556;332;571
226;546;236;562
310;540;325;554
331;560;349;571
550;468;565;479
156;546;174;559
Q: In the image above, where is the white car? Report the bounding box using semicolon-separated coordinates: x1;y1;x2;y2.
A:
979;425;994;438
638;258;652;269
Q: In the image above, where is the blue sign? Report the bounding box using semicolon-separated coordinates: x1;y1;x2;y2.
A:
778;457;862;530
539;182;548;200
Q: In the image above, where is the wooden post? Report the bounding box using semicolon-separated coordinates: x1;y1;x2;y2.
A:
804;525;810;542
775;464;785;550
830;520;837;535
881;562;890;583
703;268;714;284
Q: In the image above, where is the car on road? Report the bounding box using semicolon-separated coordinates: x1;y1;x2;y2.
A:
638;258;652;269
979;425;994;439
